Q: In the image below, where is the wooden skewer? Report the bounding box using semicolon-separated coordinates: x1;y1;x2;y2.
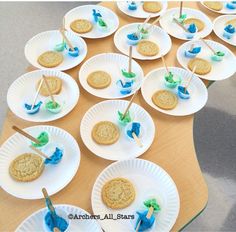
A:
135;206;154;231
132;132;143;148
140;14;152;30
59;29;74;51
200;38;216;54
179;1;183;18
161;55;170;74
121;90;138;120
12;126;40;144
185;66;196;93
31;79;44;110
190;43;195;51
30;145;51;159
42;75;56;107
173;18;188;32
128;46;133;73
145;16;161;31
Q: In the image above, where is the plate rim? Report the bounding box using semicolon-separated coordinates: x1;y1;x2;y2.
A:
200;1;236;15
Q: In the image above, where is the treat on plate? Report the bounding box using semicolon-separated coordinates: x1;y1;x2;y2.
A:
184;18;205;32
176;13;187;24
223;24;235;39
37;76;62;97
54;41;66;52
143;2;162;13
122;69;136;82
135;198;161;232
138;26;150;39
184;45;201;58
38;51;63;68
97;17;108;31
152;90;178;110
164;72;182;89
102;177;135;209
226;1;236;9
70;19;93;33
211;51;225;62
92;121;120;145
203;1;223;11
31;131;49;148
44;147;63;165
92;9;102;23
87;71;111;89
177;86;190;99
137;40;159;56
45;99;62;114
24;101;43;115
188;58;211;75
127;32;141;45
126;122;141;140
116;80;133;95
117;110;133;126
128;1;137;11
9;153;44;182
67;47;79;57
184;23;197;39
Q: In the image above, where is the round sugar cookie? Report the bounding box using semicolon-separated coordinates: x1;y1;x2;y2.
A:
203;1;223;11
188;58;212;75
37;76;62;96
102;177;135;209
70;19;93;34
143;2;162;13
87;71;111;89
137;40;159;56
152;90;178;110
184;18;205;32
92;121;120;145
226;19;236;27
37;51;63;68
9;153;44;182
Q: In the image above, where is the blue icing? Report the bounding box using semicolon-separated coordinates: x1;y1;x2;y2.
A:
178;86;189;95
92;9;102;22
128;2;137;10
224;24;235;34
127;33;139;40
135;210;155;231
68;47;79;57
119;80;133;88
44;147;63;165
117;80;133;95
127;122;140;138
189;47;201;54
24;101;42;114
226;2;236;9
187;23;197;33
45;211;68;232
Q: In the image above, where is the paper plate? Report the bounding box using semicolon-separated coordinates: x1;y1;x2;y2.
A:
213;15;236;46
201;1;236;14
117;1;168;19
80;100;155;160
0;125;80;199
78;53;144;99
159;7;213;40
177;39;236;81
141;67;208;116
24;30;87;71
114;23;172;60
7;69;80;123
92;158;180;232
64;5;119;39
16;204;102;232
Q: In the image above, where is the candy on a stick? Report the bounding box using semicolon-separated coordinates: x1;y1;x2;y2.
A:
118;110;133;126
127;32;141;45
92;9;102;23
226;1;236;9
97;17;108;31
184;44;201;58
126;122;143;147
116;80;133;95
223;24;235;39
128;1;137;10
44;147;63;165
31;131;49;148
185;23;197;39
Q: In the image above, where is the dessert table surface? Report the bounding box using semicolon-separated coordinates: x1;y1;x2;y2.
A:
0;1;235;231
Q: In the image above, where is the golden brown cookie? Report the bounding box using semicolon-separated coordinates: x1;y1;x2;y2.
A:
9;153;44;182
92;121;120;145
102;178;135;209
226;19;236;27
184;18;205;32
37;76;62;96
152;90;178;110
203;1;223;11
188;58;212;75
137;40;159;56
143;2;162;13
38;51;63;68
87;71;111;89
70;19;93;34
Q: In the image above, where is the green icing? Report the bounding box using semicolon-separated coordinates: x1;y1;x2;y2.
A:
144;199;161;212
140;27;148;34
98;18;107;27
122;69;136;78
31;131;49;147
165;72;175;83
216;51;225;57
118;110;132;123
45;101;60;110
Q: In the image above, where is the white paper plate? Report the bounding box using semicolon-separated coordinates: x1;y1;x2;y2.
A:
114;23;172;60
7;70;80;123
64;5;119;39
24;30;87;71
0;125;80;199
80;100;155;160
79;53;144;99
177;39;236;81
159;7;213;40
213;15;236;46
141;67;208;116
117;1;168;19
201;1;236;14
92;158;180;232
16;204;102;232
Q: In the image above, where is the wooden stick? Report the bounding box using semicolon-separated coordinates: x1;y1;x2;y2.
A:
31;79;44;110
185;66;196;93
42;75;56;107
179;1;183;18
140;14;152;30
59;29;74;51
161;55;170;74
145;16;161;31
12;126;40;144
173;18;188;32
200;38;216;54
30;145;51;159
121;90;138;120
128;46;132;73
132;132;143;148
